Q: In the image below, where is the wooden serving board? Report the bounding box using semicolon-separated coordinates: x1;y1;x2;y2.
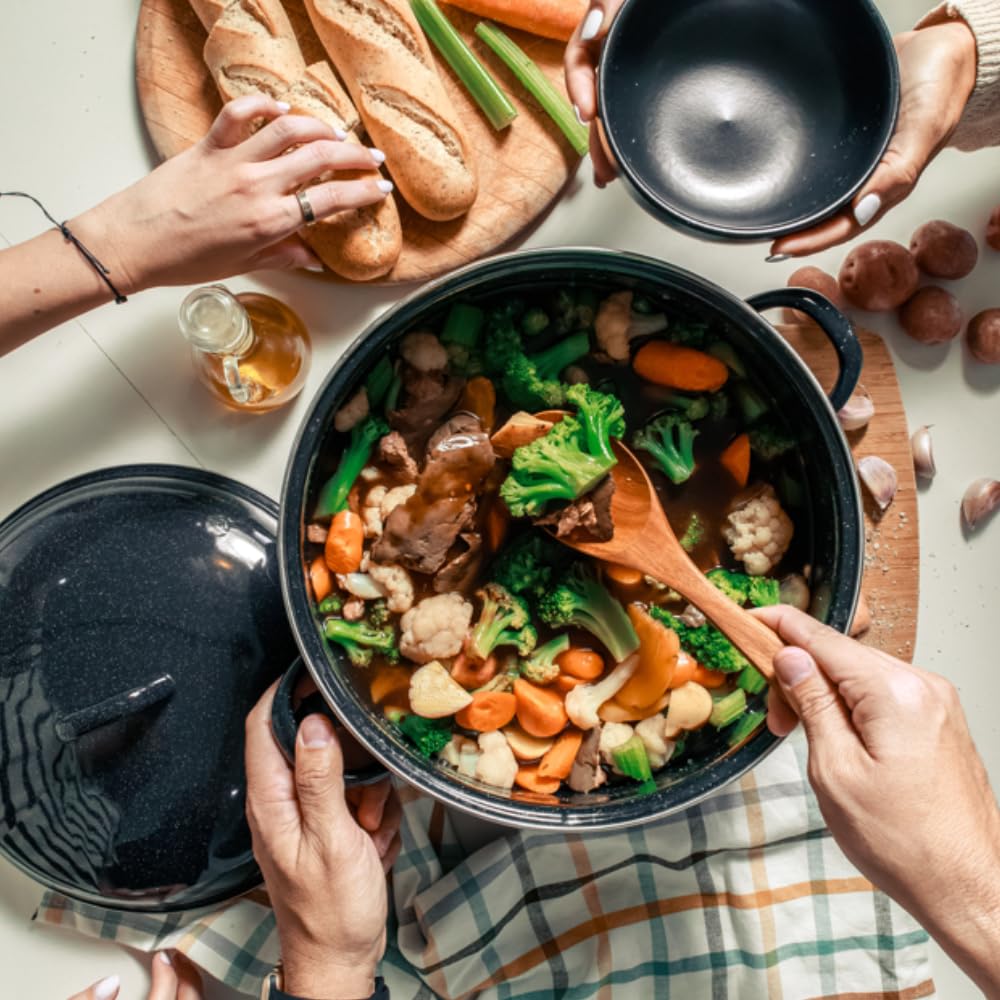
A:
135;0;580;283
780;324;918;661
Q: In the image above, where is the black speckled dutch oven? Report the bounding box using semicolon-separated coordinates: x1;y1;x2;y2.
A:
278;248;865;830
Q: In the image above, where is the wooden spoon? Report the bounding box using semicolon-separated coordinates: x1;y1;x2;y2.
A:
536;413;783;679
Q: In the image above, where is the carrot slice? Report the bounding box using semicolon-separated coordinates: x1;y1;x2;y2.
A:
451;652;498;690
440;0;586;41
537;729;584;781
553;674;587;694
669;652;697;688
720;433;751;487
324;509;364;574
455;691;517;732
515;765;562;794
616;605;680;710
308;555;333;604
603;561;643;587
370;665;411;705
691;663;729;689
633;341;729;392
458;375;497;430
485;497;509;553
513;678;568;738
598;692;671;723
556;648;605;680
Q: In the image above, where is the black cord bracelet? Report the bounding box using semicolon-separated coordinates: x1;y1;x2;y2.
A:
0;190;128;304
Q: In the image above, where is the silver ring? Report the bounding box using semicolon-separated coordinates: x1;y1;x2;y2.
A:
296;189;316;225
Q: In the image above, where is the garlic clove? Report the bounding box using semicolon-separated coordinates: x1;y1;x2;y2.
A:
961;478;1000;530
837;385;875;432
911;425;936;481
857;456;898;512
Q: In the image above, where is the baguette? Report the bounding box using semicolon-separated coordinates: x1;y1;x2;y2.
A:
303;0;478;222
191;0;402;280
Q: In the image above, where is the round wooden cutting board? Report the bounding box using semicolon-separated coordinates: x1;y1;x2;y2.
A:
135;0;581;284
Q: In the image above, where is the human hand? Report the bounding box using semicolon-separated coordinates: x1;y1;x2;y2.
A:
74;95;391;293
245;682;401;1000
67;952;201;1000
757;606;1000;997
564;0;625;187
769;21;977;259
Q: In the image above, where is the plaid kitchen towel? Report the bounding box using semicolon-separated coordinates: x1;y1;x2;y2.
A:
35;731;935;999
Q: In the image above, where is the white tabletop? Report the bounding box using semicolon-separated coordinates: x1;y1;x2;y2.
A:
2;1;998;996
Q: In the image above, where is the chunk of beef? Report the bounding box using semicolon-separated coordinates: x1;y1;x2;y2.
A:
373;414;495;575
568;726;607;793
377;431;419;482
433;532;484;593
306;523;329;545
388;366;465;451
536;476;615;542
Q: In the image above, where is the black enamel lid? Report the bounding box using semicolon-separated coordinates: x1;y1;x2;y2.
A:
0;465;297;911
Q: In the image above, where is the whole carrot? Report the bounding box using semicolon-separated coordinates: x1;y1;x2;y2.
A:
445;0;586;41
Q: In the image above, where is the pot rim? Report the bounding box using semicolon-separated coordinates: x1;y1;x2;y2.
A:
279;247;864;831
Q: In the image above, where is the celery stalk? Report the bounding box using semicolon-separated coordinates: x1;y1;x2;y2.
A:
709;689;747;729
411;0;517;130
474;21;590;156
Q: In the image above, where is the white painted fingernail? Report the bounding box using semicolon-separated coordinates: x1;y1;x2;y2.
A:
158;952;173;966
766;253;790;263
377;179;394;194
580;7;604;41
854;192;881;228
573;104;586;126
305;263;325;273
95;975;120;1000
370;148;386;164
333;127;348;141
275;101;291;113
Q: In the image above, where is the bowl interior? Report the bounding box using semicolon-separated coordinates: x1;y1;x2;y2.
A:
285;252;862;829
600;0;898;237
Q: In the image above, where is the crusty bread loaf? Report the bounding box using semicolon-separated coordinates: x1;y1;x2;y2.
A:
303;0;478;222
190;0;402;280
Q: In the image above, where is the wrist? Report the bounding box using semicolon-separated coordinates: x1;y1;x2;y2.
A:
280;940;380;1000
70;195;144;296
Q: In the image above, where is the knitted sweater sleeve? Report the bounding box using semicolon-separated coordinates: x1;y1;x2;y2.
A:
917;0;1000;150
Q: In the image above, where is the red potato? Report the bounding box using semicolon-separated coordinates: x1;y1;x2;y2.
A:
783;266;847;323
898;287;963;344
966;309;1000;364
910;220;978;279
987;207;1000;252
839;241;920;311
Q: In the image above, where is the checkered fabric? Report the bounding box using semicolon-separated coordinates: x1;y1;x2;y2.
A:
35;731;935;999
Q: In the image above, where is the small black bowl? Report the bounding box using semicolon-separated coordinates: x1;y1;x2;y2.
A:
598;0;900;240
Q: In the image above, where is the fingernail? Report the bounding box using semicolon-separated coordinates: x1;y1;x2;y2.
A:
766;253;790;263
333;127;348;141
157;952;173;966
853;192;881;228
275;101;291;113
573;104;587;127
305;263;325;273
580;7;604;41
377;179;394;194
300;714;332;748
774;647;817;688
369;148;386;164
95;975;120;1000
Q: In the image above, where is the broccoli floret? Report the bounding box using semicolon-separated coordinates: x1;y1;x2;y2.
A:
650;607;750;673
501;332;591;411
317;593;344;615
521;306;550;337
679;513;704;553
446;342;485;377
467;583;537;662
520;633;570;685
538;562;639;663
441;303;485;348
749;418;798;461
501;415;616;518
709;392;730;421
367;599;391;627
322;617;398;668
483;310;525;374
491;532;568;606
707;568;780;608
386;709;452;758
747;576;780;607
313;415;389;518
656;392;710;420
669;322;710;349
565;384;625;463
633;413;699;485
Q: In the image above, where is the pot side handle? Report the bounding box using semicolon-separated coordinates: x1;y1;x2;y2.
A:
745;288;863;412
270;659;389;787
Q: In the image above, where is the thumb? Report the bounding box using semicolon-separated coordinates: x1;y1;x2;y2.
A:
67;975;120;1000
773;646;854;750
294;714;351;838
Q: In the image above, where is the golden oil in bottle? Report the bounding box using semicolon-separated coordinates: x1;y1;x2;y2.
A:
178;285;311;412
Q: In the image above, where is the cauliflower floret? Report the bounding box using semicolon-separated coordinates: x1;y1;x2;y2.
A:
598;721;635;774
334;387;370;432
438;734;481;778
367;562;414;613
400;331;449;372
381;483;416;519
399;592;474;664
362;485;388;539
723;484;794;576
409;661;473;718
475;731;518;790
359;464;382;483
635;714;675;770
594;290;668;363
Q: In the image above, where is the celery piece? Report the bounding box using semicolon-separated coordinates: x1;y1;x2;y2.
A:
707;341;747;377
709;688;747;729
611;734;653;783
734;382;770;424
411;0;517;130
736;664;769;695
726;709;766;747
441;302;485;348
475;21;590;156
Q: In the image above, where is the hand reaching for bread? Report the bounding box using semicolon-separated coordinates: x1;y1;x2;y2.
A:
79;95;392;292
